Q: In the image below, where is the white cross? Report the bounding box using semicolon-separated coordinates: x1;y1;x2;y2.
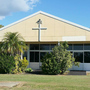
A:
32;19;47;41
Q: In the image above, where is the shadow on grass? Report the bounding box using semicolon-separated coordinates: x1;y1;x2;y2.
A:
25;70;59;75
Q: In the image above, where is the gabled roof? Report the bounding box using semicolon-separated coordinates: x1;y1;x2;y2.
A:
0;11;90;31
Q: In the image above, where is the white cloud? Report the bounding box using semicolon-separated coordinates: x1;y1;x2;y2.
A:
0;16;5;20
0;0;39;20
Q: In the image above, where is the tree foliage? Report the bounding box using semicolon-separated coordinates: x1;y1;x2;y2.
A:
0;25;4;28
41;53;60;74
8;54;29;74
21;57;29;71
41;42;79;75
0;53;15;74
0;32;28;74
0;32;27;56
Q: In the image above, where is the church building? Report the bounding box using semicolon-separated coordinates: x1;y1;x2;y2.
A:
0;11;90;70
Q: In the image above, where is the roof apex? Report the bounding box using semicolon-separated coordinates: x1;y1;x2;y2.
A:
0;11;90;31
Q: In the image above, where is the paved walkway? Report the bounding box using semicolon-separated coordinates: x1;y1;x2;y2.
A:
0;82;20;87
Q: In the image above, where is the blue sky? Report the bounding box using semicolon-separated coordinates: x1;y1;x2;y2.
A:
0;0;90;28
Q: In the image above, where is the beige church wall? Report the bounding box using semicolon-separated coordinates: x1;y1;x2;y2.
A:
0;15;40;41
25;15;38;37
86;36;90;41
38;14;90;41
63;23;76;36
0;13;90;42
0;20;26;39
54;19;87;37
54;20;65;37
41;36;62;41
74;27;86;36
41;15;55;37
55;21;90;41
85;30;90;41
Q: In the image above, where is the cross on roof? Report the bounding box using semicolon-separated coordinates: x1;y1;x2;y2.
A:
32;19;47;41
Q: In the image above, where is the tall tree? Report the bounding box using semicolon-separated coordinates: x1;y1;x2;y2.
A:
0;32;27;56
0;25;4;28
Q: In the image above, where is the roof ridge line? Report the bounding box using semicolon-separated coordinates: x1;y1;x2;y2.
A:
39;11;90;31
0;11;41;31
0;11;90;31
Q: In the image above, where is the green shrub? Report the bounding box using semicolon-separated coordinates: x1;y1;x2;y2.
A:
10;55;29;74
10;54;22;74
21;57;29;71
0;53;15;74
25;68;32;73
41;42;79;75
41;53;60;75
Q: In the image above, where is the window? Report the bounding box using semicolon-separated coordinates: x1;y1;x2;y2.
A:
40;44;50;50
67;44;72;50
73;44;83;50
84;44;90;50
84;52;90;63
74;52;83;63
30;52;39;62
29;44;56;62
50;44;56;50
30;44;39;50
40;52;47;60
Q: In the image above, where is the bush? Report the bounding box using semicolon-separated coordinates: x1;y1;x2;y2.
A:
25;68;32;73
21;57;29;67
0;53;15;74
41;53;60;75
21;57;29;71
10;54;22;74
41;42;79;75
10;55;29;74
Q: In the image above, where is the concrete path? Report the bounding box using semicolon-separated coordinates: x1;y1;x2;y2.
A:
0;82;20;87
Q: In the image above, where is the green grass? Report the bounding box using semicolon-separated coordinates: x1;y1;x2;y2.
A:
0;74;90;90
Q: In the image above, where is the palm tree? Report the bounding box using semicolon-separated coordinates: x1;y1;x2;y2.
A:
0;32;27;56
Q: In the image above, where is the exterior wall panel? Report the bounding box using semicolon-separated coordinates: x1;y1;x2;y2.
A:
0;13;90;42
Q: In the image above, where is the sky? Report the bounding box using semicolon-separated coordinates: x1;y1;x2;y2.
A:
0;0;90;28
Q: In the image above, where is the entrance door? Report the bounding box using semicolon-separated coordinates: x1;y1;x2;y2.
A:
30;52;40;70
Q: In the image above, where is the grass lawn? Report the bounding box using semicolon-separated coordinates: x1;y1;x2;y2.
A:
0;74;90;90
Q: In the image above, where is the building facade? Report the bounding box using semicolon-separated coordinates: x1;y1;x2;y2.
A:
0;11;90;70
